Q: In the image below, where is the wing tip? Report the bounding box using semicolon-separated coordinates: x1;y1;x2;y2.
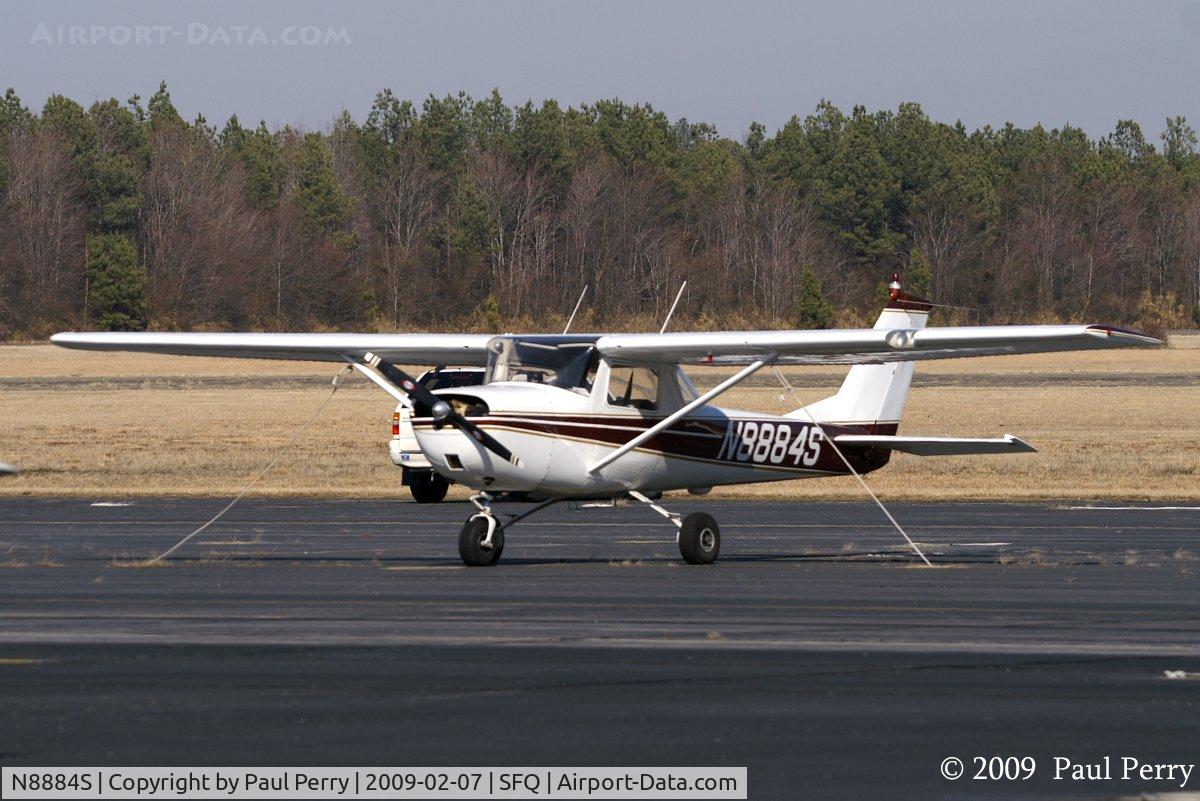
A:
51;331;121;350
1084;324;1162;347
1003;434;1038;453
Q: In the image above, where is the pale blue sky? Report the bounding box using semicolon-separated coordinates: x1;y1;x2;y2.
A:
3;0;1198;141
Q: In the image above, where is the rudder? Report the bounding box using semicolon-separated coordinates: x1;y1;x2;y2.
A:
788;274;932;432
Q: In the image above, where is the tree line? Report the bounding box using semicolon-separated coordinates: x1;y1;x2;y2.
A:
2;82;1199;339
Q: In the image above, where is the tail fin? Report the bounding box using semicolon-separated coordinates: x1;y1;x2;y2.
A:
788;274;932;433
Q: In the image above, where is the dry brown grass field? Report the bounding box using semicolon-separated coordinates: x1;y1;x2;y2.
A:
1;339;1197;500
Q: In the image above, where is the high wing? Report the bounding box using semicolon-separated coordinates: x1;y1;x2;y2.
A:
51;323;1159;367
595;324;1160;365
49;332;493;366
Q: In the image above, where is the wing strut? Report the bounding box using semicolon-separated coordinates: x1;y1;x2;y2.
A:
587;354;776;474
347;359;411;406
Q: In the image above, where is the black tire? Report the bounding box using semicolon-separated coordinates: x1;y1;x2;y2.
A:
458;516;504;566
678;512;720;565
410;471;449;504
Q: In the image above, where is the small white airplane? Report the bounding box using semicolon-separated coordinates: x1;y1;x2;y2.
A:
52;275;1159;566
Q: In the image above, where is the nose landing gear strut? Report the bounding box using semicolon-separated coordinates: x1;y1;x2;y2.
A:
458;492;563;567
458;492;505;566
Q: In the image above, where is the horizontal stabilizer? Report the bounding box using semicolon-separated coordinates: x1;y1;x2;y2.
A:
833;433;1036;456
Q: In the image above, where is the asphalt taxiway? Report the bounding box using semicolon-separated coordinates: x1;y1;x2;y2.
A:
1;498;1198;799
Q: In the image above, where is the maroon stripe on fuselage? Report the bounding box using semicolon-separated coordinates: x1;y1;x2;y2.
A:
414;413;897;475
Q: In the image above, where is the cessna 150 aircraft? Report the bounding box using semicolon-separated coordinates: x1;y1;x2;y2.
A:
53;276;1159;566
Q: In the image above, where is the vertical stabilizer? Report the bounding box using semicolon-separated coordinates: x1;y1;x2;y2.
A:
788;274;932;432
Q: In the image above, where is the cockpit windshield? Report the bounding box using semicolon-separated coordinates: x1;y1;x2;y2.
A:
486;336;600;392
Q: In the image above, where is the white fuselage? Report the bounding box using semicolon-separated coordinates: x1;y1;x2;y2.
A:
414;360;847;497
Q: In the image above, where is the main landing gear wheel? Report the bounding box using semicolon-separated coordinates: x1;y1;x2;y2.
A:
458;516;504;566
410;471;449;504
678;512;720;565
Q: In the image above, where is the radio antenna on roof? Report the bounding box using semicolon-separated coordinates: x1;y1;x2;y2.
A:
562;285;589;334
659;281;688;334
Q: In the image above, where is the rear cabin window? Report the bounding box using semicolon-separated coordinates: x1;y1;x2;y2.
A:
608;367;660;410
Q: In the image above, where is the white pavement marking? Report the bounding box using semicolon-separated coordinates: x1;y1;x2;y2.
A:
1163;670;1197;680
1068;506;1200;511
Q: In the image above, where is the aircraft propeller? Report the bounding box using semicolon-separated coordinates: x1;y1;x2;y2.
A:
363;353;523;468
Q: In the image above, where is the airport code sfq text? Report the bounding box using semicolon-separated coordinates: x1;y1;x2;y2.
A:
0;767;747;799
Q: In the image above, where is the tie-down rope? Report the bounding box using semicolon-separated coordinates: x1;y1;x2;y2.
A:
772;365;932;567
144;365;352;565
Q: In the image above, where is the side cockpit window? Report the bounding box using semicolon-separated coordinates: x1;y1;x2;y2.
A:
608;366;660;410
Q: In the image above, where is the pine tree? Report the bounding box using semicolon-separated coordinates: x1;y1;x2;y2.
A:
218;114;247;151
513;99;571;184
905;249;933;298
792;269;834;329
480;294;502;330
823;115;903;264
0;87;30;131
41;95;148;232
147;80;184;129
86;234;148;331
240;123;284;211
296;133;349;235
0;87;23;194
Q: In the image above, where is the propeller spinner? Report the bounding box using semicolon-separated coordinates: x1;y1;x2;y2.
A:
362;353;523;468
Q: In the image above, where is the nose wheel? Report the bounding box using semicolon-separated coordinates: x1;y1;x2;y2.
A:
458;516;504;566
458;492;504;566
